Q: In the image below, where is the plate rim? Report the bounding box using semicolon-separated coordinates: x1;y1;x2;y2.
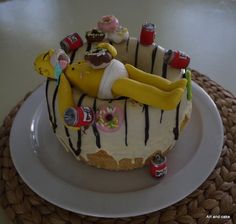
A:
9;81;224;218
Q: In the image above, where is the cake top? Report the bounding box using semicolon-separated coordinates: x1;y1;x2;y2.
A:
34;15;192;130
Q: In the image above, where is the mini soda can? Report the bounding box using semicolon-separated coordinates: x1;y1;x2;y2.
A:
64;106;94;128
140;23;156;45
60;33;83;53
164;49;190;69
150;154;167;178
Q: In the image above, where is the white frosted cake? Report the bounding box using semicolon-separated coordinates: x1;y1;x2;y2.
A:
34;16;192;170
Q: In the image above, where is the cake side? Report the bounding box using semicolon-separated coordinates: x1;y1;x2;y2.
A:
34;16;192;171
46;78;191;170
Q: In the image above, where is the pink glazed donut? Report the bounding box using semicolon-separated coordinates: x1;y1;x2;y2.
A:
97;15;119;32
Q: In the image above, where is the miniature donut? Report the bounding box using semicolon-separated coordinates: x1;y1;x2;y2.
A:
84;47;112;69
97;15;119;32
85;29;105;43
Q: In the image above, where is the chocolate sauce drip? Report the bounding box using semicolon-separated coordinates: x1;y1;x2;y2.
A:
173;102;181;140
92;98;101;148
124;98;128;146
160;110;164;123
86;43;92;52
151;45;158;74
52;78;61;132
108;96;127;103
159;61;168;123
43;51;49;60
126;37;130;52
162;62;168;78
143;105;150;145
45;79;53;125
134;40;140;67
64;127;79;155
70;50;76;64
76;94;87;154
77;93;87;106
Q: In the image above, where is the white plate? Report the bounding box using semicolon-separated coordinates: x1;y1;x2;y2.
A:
10;82;223;218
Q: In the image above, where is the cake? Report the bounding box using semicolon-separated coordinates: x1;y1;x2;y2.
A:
34;15;192;171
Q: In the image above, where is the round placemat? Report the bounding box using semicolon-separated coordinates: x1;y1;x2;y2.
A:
1;70;236;224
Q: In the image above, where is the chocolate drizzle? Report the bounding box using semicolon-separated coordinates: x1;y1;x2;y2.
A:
52;78;60;132
126;37;130;52
173;102;181;140
143;105;150;145
64;127;79;155
86;43;92;52
160;110;164;123
134;40;140;67
92;98;101;148
43;51;49;60
45;79;53;126
77;94;87;155
162;62;168;78
159;58;169;122
124;98;128;146
70;50;76;64
151;45;158;74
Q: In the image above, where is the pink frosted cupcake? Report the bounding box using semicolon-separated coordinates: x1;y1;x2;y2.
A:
97;15;119;33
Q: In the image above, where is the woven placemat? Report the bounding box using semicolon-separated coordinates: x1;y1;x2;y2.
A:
1;70;236;224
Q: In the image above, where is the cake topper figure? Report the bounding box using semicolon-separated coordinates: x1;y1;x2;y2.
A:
34;42;187;129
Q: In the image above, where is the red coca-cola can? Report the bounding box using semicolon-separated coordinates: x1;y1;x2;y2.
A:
140;23;156;45
64;106;94;128
60;33;83;53
150;154;167;178
164;49;190;69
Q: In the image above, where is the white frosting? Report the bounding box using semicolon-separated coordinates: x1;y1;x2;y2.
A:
47;37;192;165
107;26;129;44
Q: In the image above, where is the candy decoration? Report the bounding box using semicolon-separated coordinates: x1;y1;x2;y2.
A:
150;154;167;178
84;47;112;69
96;104;123;132
97;15;119;33
85;29;105;43
64;106;94;128
140;23;156;45
60;33;83;53
107;26;129;44
164;50;190;69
